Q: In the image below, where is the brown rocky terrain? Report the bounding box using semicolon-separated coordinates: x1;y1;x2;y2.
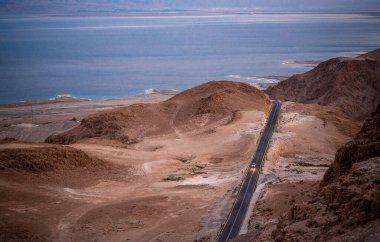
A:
235;101;361;240
322;103;380;185
237;103;380;242
46;81;270;145
272;103;380;241
266;48;380;120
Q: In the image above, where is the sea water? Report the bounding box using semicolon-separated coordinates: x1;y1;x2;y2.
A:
0;13;379;103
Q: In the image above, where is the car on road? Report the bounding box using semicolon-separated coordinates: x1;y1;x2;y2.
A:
249;163;256;169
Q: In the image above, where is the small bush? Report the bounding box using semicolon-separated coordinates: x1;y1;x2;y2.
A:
162;175;184;182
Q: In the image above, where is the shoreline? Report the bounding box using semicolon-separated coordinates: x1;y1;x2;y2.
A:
0;92;174;142
0;78;282;106
0;90;178;108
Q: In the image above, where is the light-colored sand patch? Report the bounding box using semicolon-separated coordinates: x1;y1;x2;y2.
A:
16;123;39;128
182;174;236;186
63;188;105;200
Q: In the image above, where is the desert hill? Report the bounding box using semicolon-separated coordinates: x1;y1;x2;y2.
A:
266;48;380;120
46;81;271;144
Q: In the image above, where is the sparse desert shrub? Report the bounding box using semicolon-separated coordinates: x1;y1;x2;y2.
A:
162;175;184;182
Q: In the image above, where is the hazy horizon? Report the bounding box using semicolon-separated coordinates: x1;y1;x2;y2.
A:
1;0;380;15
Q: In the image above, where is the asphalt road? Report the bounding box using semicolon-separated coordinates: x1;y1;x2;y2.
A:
217;100;281;242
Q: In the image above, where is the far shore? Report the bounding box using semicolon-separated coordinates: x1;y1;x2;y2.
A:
0;93;175;142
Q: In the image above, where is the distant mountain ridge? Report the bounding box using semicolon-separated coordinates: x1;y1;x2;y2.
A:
1;0;380;14
266;48;380;120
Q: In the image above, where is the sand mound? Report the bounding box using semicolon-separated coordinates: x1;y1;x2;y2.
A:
46;81;270;144
266;48;380;120
0;145;107;174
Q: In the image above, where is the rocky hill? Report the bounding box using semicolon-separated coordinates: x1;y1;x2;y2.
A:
46;81;270;145
266;48;380;120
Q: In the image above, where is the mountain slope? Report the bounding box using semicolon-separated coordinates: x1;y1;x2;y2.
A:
359;48;380;61
266;48;380;120
322;102;380;185
271;103;380;241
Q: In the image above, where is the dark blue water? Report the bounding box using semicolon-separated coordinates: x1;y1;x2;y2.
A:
0;13;379;103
